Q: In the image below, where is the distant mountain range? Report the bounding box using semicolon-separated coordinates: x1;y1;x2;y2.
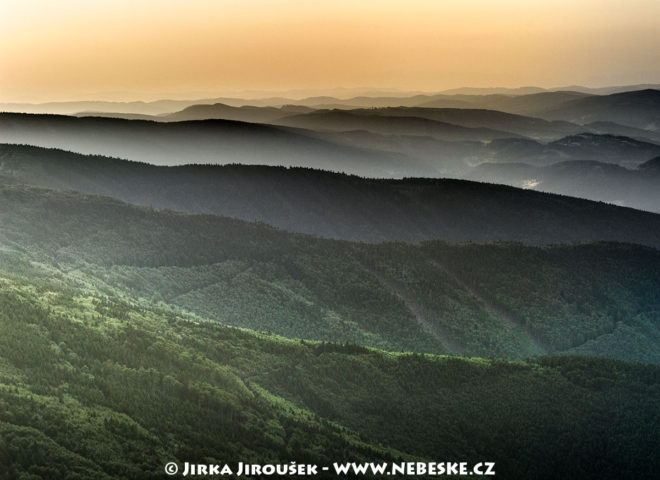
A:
538;89;660;130
2;88;658;213
438;84;660;96
3;112;659;168
302;90;660;134
66;91;660;144
270;109;518;142
0;113;433;177
466;158;660;213
164;103;314;123
301;107;580;140
485;133;660;167
3;85;659;117
3;109;660;211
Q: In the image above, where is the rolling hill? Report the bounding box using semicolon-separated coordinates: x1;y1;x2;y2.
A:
163;103;314;123
94;100;660;143
4;111;656;183
417;91;592;115
294;107;580;140
271;109;519;142
4;144;660;245
0;113;433;177
538;89;660;130
1;177;660;363
466;160;660;213
484;133;660;167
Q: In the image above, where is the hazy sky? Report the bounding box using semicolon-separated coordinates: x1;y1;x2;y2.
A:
1;0;659;101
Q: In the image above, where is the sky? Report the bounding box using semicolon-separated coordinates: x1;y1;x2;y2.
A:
1;0;659;102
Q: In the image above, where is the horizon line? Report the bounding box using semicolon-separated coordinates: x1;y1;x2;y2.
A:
3;82;660;105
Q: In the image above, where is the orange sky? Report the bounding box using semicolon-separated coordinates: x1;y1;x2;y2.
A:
1;0;659;102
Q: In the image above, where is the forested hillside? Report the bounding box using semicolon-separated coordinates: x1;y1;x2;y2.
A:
0;263;658;480
1;178;659;363
4;144;660;245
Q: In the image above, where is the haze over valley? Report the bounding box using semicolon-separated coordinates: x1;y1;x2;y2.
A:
3;86;660;212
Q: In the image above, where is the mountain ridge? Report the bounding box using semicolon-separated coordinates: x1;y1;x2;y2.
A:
4;143;660;245
0;113;435;177
2;177;660;362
